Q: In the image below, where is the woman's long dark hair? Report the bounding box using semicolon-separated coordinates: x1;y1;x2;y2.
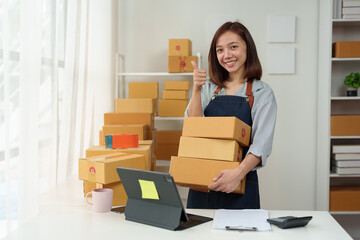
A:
208;22;262;87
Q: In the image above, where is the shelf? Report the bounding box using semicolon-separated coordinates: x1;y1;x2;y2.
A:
331;58;360;61
330;136;360;139
331;97;360;100
330;211;360;215
155;117;184;120
117;72;193;76
330;173;360;177
332;19;360;27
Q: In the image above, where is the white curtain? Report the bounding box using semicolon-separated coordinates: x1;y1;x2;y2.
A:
0;0;116;237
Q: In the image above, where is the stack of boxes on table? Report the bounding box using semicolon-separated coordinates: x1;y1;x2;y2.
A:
169;117;251;194
330;113;360;211
159;80;190;117
79;96;157;206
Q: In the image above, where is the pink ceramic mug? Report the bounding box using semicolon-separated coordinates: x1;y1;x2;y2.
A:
85;188;113;213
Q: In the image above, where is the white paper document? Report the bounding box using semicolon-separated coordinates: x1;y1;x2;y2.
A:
212;209;271;231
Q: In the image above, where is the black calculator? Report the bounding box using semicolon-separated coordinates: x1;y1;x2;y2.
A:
267;216;312;229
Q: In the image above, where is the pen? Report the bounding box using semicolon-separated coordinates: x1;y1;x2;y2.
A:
225;226;258;231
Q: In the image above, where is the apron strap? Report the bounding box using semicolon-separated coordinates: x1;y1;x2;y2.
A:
214;85;222;95
212;80;254;109
245;80;254;110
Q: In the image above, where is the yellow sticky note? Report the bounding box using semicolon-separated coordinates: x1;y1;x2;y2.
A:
138;179;159;200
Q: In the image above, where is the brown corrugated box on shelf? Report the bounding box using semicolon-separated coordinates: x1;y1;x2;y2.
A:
182;117;251;147
178;136;242;162
330;186;360;211
331;115;360;136
104;112;154;130
102;124;147;141
129;82;159;99
159;99;189;117
128;82;159;116
162;90;188;100
114;98;154;114
164;80;190;90
168;56;197;73
168;39;192;56
86;145;152;171
155;145;179;161
155;131;182;160
169;156;246;194
332;41;360;58
146;128;157;141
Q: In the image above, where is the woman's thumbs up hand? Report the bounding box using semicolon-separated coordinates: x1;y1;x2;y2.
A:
191;61;207;92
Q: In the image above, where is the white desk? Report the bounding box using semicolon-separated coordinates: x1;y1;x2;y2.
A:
3;177;352;240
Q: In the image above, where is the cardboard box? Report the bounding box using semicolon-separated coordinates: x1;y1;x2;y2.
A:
103;124;147;141
159;99;189;117
332;41;360;58
331;115;360;136
162;90;187;100
155;144;179;160
86;145;152;170
182;117;251;147
155;130;181;161
178;136;242;162
139;140;154;155
104;113;154;130
169;39;192;56
330;186;360;211
129;82;159;99
157;131;182;144
99;130;103;146
83;181;127;206
78;152;145;184
151;154;156;171
168;56;197;73
169;156;246;194
115;98;153;114
164;81;190;90
147;128;157;141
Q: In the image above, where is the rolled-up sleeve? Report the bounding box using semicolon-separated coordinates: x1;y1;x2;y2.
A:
247;91;277;169
184;80;214;117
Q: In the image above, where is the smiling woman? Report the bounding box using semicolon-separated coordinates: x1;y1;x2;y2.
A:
185;21;277;210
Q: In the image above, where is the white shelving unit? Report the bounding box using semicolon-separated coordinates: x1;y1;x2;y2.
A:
327;5;360;239
114;53;201;100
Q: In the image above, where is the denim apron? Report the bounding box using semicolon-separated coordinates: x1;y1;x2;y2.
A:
186;80;260;209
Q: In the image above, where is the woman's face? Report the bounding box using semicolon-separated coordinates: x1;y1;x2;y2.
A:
216;31;247;75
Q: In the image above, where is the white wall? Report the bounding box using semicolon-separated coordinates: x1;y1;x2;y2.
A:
118;0;320;210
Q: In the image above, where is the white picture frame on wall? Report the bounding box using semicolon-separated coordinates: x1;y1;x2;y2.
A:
267;16;296;43
267;46;296;74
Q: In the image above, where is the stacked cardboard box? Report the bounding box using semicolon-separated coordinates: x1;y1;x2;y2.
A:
129;81;159;116
99;112;157;170
79;152;146;206
168;39;197;73
169;117;251;194
155;131;182;160
159;81;189;117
